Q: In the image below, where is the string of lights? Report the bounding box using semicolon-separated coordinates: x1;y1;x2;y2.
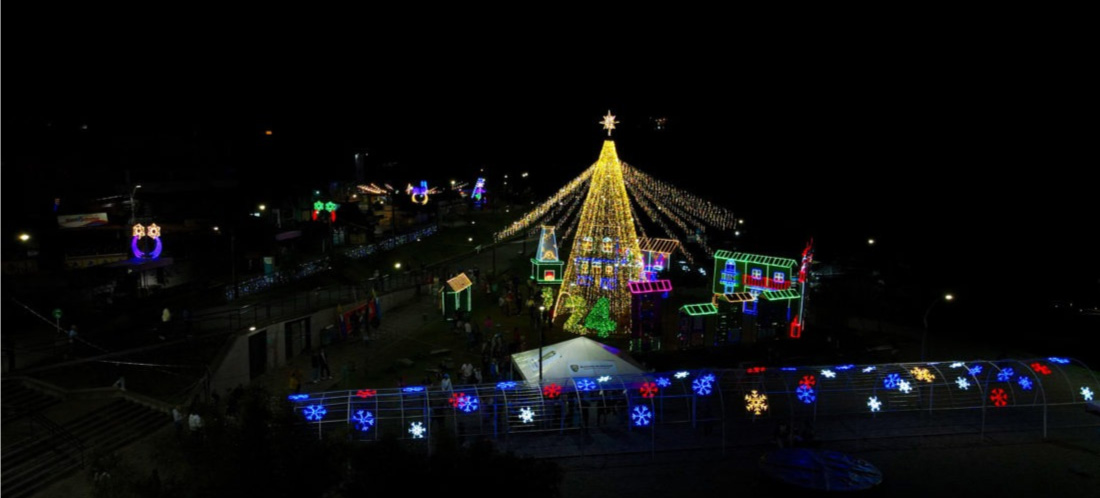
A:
622;164;737;230
626;183;695;264
494;165;594;241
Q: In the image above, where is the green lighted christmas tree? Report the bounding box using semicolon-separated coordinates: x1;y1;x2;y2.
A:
584;297;617;338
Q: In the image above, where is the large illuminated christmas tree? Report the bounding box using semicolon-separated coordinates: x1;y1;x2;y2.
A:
554;112;644;334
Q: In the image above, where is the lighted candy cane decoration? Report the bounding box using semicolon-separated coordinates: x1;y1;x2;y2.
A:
131;223;163;259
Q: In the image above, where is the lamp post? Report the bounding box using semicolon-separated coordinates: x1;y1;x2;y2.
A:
921;293;954;361
129;185;142;224
539;305;546;382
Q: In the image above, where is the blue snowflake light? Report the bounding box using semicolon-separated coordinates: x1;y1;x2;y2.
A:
459;395;480;413
1048;357;1070;365
1081;387;1094;401
796;385;816;404
968;365;983;376
403;386;425;393
692;378;713;396
1017;376;1033;391
519;406;536;423
868;396;882;412
883;373;901;389
835;364;855;371
288;394;310;401
655;377;671;388
408;422;426;439
862;366;877;373
956;377;971;390
496;381;517;390
700;373;716;384
820;369;836;379
631;405;653;427
674;371;689;379
575;378;597;391
352;410;375;432
779;367;798;372
304;404;327;421
997;368;1015;382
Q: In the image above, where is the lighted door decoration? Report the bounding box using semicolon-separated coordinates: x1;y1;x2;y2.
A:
131;223;164;259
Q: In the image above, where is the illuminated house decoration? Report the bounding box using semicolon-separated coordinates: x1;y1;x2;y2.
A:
130;223;164;259
711;250;802;341
530;226;564;285
554;139;644;335
406;181;440;205
629;238;677;351
712;292;756;346
440;273;473;318
638;238;680;280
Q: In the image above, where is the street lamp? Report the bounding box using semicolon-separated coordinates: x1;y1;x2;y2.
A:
129;185;142;224
18;233;30;242
539;305;547;382
921;293;954;361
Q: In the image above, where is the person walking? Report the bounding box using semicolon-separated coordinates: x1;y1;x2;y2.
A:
319;348;332;380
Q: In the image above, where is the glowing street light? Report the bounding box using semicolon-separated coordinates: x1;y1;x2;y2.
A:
18;233;30;242
394;262;402;270
258;204;266;211
868;238;876;245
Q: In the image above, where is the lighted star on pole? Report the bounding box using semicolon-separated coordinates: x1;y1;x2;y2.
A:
600;110;619;137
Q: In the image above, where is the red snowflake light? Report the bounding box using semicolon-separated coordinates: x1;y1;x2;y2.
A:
543;383;562;399
356;389;377;398
989;388;1009;407
640;382;658;398
799;375;816;389
1030;362;1052;375
449;392;468;407
746;366;767;374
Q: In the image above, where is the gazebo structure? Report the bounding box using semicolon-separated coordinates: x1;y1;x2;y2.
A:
440;273;472;318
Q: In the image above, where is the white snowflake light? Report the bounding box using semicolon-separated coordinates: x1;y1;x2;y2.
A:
519;406;536;424
820;369;836;379
950;362;966;369
868;396;882;412
598;375;612;383
956;377;971;390
898;380;912;394
408;422;426;439
674;371;689;379
862;366;877;373
1082;387;1094;401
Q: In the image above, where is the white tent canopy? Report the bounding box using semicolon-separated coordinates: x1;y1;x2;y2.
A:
510;336;646;381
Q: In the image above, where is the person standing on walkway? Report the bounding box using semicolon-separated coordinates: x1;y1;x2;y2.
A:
320;348;332;380
310;353;321;384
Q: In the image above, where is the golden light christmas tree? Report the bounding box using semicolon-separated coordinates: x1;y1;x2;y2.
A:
554;112;644;334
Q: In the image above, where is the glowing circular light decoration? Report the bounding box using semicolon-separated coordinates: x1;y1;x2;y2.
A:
543;383;562;399
408;421;426;439
745;390;768;415
1081;387;1094;401
996;368;1015;382
458;395;480;413
352;410;375;432
575;378;597;391
130;223;164;259
655;377;671;388
1017;376;1033;390
883;373;901;390
796;385;816;404
868;396;882;412
631;405;652;426
303;404;327;421
692;378;713;396
956;377;971;390
799;375;817;389
989;388;1009;407
407;181;436;205
356;389;376;398
519;407;536;424
640;381;658;399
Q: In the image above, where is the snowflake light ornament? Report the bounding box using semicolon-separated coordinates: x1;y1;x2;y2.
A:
796;385;816;404
459;395;480;413
956;377;971;390
950;362;966;369
1016;376;1033;391
910;367;935;383
862;366;877;373
598;375;612;383
352;410;375;432
868;396;882;412
745;390;768;415
989;388;1009;407
674;371;689;380
1048;357;1070;364
356;389;376;398
403;386;425;393
799;375;816;389
640;382;658;399
996;368;1015;382
304;404;327;421
449;392;467;408
496;381;517;390
968;365;983;376
820;369;836;379
408;422;426;439
542;383;562;399
519;407;536;424
700;373;716;383
1030;362;1052;375
692;378;713;396
898;380;912;394
288;394;309;401
576;378;597;391
656;377;671;388
835;364;855;371
883;373;901;390
631;405;652;426
1081;387;1094;401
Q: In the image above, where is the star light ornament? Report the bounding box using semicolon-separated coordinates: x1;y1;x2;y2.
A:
956;377;971;390
868;396;883;412
519;407;536;424
408;422;426;439
600;110;619;136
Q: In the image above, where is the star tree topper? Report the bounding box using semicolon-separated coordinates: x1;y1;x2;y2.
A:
600;110;619;136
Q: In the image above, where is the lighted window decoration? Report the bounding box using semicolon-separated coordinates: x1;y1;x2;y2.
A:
543;383;562;399
996;368;1015;382
1017;376;1033;391
692;378;713;396
796;385;816;404
287;394;309;401
458;395;480;413
956;377;971;390
1081;387;1094;401
519;407;536;424
968;365;983;376
408;421;426;439
910;367;936;383
582;236;593;251
1048;357;1070;365
576;378;597;391
1029;362;1052;375
751;268;763;279
496;381;517;390
820;369;836;379
745;390;768;415
883;373;901;390
799;375;817;389
862;366;877;373
579;260;589;275
631;405;653;427
640;382;658;398
598;375;612;383
130;223;164;259
950;362;966;369
655;377;671;388
356;389;376;398
867;396;882;412
304;404;327;421
591;261;602;276
898;380;913;394
599;237;613;254
674;371;689;379
403;386;425;393
352;410;375;432
773;272;785;284
604;264;614;277
989;388;1009;407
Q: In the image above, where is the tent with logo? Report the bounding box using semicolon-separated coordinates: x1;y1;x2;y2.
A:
510;336;646;381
